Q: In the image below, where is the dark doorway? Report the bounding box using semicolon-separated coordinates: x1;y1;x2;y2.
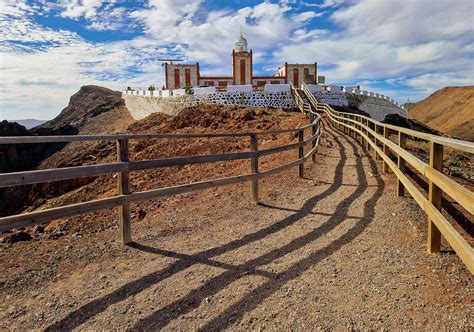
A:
174;69;180;88
240;59;246;85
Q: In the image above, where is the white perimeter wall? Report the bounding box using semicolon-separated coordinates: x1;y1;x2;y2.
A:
123;91;296;120
264;84;290;92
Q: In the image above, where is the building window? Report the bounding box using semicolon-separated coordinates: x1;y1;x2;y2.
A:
205;81;214;86
218;81;228;87
304;68;314;83
271;80;280;84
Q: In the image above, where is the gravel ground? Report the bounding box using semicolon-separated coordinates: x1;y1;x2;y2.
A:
1;123;472;330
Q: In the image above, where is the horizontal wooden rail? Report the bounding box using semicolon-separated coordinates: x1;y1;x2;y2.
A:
0;163;129;188
0;122;318;145
300;81;473;274
0;115;324;240
129;151;258;171
0;196;129;232
311;101;473;154
0;129;323;189
327;109;474;214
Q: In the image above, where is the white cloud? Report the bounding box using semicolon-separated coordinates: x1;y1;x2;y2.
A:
48;0;130;31
130;1;315;67
292;11;321;21
0;0;44;18
0;5;167;120
2;0;318;119
403;72;473;95
1;0;473;120
322;0;347;8
331;0;473;45
276;0;474;102
58;0;108;20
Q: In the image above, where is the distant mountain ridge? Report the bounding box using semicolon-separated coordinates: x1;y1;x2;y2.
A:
410;86;474;141
8;119;47;129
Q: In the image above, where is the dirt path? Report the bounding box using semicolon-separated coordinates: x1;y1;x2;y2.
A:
1;123;472;330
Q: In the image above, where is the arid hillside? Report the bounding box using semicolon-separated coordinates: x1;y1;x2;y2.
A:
410;86;474;141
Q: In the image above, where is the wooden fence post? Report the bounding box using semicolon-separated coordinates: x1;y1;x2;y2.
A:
117;139;132;244
357;117;362;143
352;116;356;136
364;119;370;151
428;141;443;253
373;124;378;160
397;131;406;196
311;117;317;162
298;129;304;178
358;123;361;143
348;117;352;136
250;134;259;203
383;127;389;173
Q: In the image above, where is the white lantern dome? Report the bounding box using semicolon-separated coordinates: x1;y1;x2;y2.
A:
235;33;248;52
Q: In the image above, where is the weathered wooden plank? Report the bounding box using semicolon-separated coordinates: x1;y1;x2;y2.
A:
0;195;128;232
298;129;304;178
260;158;304;179
311;120;317;162
0;123;321;145
430;136;474;154
131;173;258;203
259;142;303;157
0;133;252;144
424;166;474;214
254;123;315;135
130;151;257;170
0;163;129;188
117;139;132;244
304;134;322;160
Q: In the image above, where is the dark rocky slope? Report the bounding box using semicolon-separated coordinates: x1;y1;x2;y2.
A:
0;85;133;217
32;85;125;135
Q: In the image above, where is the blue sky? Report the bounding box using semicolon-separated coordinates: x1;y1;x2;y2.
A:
0;0;473;120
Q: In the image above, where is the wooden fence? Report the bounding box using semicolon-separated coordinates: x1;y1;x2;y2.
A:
301;82;474;274
0;115;323;243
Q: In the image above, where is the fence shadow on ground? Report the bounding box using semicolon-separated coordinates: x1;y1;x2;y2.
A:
46;123;384;331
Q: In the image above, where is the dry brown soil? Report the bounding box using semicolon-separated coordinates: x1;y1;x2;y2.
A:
0;122;472;330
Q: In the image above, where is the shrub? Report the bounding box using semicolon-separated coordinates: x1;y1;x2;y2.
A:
184;86;194;95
